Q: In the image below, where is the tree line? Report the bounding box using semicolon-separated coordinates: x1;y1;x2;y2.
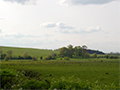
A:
58;45;89;58
0;45;119;61
0;50;43;61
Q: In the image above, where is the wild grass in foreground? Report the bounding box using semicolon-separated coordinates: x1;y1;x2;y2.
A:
0;68;119;89
1;58;119;89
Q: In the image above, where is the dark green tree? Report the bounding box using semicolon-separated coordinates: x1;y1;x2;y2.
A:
82;45;88;58
59;47;68;57
67;44;74;57
23;51;28;59
74;46;82;57
92;53;97;58
7;50;12;59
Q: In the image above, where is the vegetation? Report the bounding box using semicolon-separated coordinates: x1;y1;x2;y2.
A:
0;45;120;89
1;59;119;89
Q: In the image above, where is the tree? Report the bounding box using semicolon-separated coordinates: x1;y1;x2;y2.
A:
84;53;90;58
82;45;88;58
23;51;28;59
0;47;2;59
92;53;97;58
7;50;12;55
7;50;12;59
44;55;52;60
74;46;82;57
40;56;43;60
32;57;37;61
51;53;57;59
4;54;10;61
59;47;68;57
105;54;109;59
64;56;69;60
67;44;74;58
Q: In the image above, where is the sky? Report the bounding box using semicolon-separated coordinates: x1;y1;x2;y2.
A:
0;0;120;53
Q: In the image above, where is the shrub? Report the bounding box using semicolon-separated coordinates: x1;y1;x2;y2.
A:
92;53;97;58
44;55;52;60
18;55;24;59
22;51;28;59
4;54;10;61
21;79;50;89
26;55;32;59
32;57;37;61
18;69;42;78
60;57;62;60
64;57;69;60
1;54;6;59
40;56;43;60
84;53;90;58
105;54;109;59
0;69;24;89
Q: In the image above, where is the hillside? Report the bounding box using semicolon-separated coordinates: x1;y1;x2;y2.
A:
0;46;58;58
87;49;105;55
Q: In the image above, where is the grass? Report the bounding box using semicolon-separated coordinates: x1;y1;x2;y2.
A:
1;58;119;87
0;46;120;89
0;46;58;58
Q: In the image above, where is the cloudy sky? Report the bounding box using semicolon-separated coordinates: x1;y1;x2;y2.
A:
0;0;120;53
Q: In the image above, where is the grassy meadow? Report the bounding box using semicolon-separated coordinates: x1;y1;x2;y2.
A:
1;46;58;58
0;46;120;89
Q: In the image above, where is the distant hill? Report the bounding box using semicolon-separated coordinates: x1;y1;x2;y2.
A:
0;46;58;58
87;49;105;55
0;46;105;59
54;48;105;55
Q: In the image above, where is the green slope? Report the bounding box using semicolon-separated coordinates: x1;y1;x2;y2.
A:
0;46;58;58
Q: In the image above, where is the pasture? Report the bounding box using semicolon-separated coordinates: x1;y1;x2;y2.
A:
1;46;58;58
1;58;119;88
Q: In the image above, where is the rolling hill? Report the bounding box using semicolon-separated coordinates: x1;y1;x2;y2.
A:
0;46;58;58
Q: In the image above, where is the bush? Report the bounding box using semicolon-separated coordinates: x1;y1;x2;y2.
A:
40;56;43;60
32;57;37;61
0;69;24;89
4;54;10;61
18;69;42;78
26;55;32;59
18;55;24;59
84;53;90;58
60;57;62;60
64;57;69;60
1;54;6;59
92;53;97;58
44;55;52;60
21;79;50;89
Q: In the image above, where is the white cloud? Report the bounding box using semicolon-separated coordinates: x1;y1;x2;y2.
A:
0;18;5;20
3;0;37;5
0;29;2;33
83;26;102;33
40;22;101;33
1;32;24;38
40;22;57;28
59;26;102;33
59;0;119;6
40;21;74;29
56;22;74;29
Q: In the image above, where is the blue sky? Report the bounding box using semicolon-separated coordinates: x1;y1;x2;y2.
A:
0;0;120;53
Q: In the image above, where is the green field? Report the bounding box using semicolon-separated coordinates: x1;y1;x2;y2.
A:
0;46;120;89
0;46;58;58
1;59;119;88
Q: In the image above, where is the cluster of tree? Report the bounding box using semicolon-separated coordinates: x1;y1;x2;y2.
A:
105;54;119;59
44;53;57;60
58;45;90;58
106;52;120;55
0;50;43;61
